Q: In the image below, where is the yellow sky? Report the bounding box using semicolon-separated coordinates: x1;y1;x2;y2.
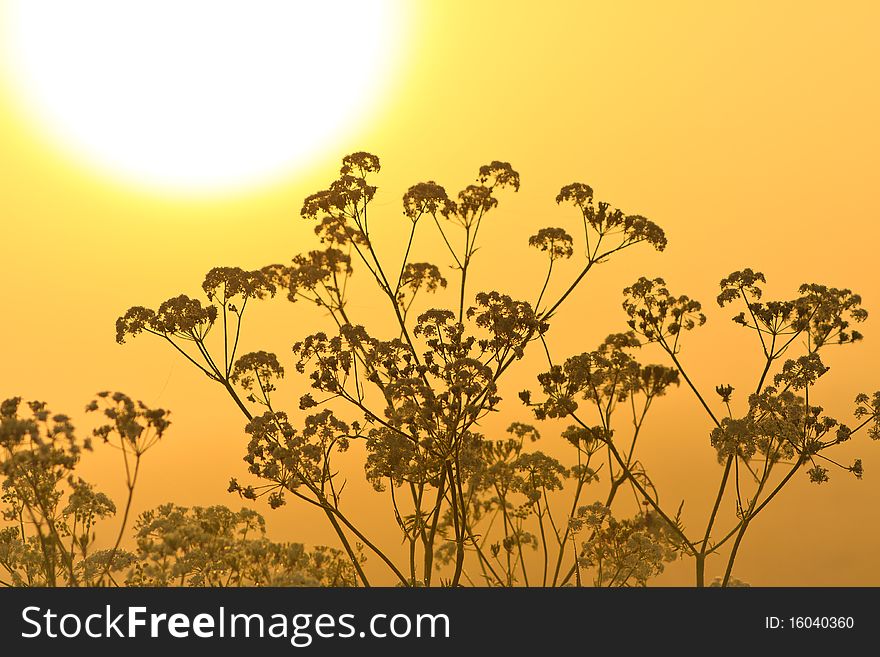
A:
2;1;880;585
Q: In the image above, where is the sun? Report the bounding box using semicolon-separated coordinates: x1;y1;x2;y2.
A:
1;0;403;195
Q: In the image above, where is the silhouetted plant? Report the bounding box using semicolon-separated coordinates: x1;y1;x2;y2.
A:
125;503;359;587
527;270;878;585
115;152;880;587
0;394;358;588
0;392;167;586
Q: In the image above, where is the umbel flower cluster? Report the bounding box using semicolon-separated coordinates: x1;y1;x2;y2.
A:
0;394;354;587
19;151;879;588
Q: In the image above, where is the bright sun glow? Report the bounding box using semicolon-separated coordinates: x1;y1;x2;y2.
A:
2;0;401;195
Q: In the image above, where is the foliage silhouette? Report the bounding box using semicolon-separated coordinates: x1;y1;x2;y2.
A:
112;152;880;587
1;392;167;586
8;151;878;587
0;394;358;587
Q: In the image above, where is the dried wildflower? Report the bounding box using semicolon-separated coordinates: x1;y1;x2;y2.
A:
577;508;679;586
289;249;353;298
231;351;285;398
795;283;867;347
202;266;276;303
365;428;420;491
153;295;218;336
708;384;856;484
556;184;666;252
717;268;767;306
622;215;667;251
719;272;867;356
555;182;594;209
340;151;380;176
561;425;599;452
112;150;880;589
850;459;864;479
88;392;169;455
117;295;217;344
511;452;567;502
529;227;574;260
773;353;829;390
299;153;380;247
468;292;546;362
401;262;447;294
1;394;168;586
64;478;116;525
478;161;520;191
637;364;680;397
507;422;541;443
242;408;352;501
402;181;455;220
397;263;448;315
623;277;706;344
455;185;498;227
807;464;830;484
114;306;157;344
716;384;735;403
855;392;880;441
529;331;676;424
127;503;357;586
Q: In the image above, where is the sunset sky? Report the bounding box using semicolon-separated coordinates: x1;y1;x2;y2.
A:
2;1;879;585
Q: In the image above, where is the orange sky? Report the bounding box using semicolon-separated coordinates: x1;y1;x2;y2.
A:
2;1;880;585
